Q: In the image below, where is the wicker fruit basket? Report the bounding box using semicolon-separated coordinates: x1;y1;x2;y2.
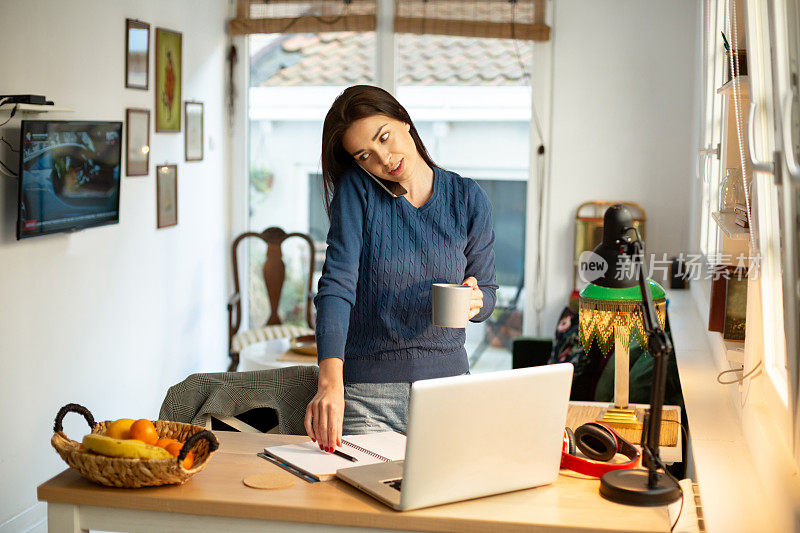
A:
51;403;219;488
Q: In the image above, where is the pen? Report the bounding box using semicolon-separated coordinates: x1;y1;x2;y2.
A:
333;449;358;462
257;452;319;483
721;31;730;51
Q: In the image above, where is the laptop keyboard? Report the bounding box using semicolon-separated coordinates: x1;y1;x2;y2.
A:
383;478;403;491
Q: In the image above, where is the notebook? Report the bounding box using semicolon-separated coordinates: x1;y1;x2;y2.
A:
262;431;406;481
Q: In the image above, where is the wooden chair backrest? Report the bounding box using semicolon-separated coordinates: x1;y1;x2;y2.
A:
231;227;315;329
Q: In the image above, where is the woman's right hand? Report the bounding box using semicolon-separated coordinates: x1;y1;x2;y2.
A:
304;357;345;451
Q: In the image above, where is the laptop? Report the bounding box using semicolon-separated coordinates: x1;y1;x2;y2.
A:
336;363;573;511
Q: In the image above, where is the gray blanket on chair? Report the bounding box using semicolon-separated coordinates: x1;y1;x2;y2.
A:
158;365;319;435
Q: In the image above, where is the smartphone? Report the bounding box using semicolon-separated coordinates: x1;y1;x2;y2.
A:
357;165;407;197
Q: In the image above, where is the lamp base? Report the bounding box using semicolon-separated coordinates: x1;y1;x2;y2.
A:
599;468;682;506
597;407;642;430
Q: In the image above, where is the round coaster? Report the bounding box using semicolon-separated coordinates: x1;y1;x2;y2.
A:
243;472;295;490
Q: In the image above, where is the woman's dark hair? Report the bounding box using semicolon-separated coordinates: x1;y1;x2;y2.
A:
320;85;437;217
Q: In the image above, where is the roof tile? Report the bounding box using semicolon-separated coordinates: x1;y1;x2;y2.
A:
252;32;532;87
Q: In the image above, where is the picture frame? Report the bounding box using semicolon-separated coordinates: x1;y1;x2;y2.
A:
722;269;748;342
184;101;204;161
708;265;748;341
708;271;727;333
125;19;150;90
125;108;150;176
155;28;182;132
156;164;178;228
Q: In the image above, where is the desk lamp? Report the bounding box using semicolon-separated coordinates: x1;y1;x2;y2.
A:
579;204;680;505
578;205;666;429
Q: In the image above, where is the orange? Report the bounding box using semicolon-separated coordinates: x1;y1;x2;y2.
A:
165;441;193;469
129;419;159;446
182;451;194;469
164;441;183;457
105;418;135;440
155;438;178;449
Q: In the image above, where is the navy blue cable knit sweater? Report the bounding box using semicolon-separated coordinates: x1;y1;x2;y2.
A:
314;164;498;383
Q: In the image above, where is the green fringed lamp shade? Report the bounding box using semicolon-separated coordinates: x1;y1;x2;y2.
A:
578;280;667;356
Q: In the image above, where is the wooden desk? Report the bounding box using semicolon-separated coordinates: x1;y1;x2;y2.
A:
39;431;672;533
566;401;682;464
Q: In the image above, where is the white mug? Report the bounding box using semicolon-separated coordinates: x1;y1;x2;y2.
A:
432;283;472;328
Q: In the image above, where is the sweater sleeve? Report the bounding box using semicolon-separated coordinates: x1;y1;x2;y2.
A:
313;171;366;362
465;181;498;323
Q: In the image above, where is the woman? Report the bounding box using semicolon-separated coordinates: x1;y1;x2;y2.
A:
305;85;498;453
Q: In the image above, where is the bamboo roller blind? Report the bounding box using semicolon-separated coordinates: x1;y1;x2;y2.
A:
230;0;549;41
395;0;548;41
230;0;378;35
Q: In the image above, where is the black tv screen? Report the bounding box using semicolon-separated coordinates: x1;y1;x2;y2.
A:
17;120;122;239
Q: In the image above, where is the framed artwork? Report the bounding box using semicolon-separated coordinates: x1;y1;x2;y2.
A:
708;265;748;341
125;108;150;176
125;19;150;90
155;28;182;132
156;164;178;228
723;270;748;342
184;101;204;161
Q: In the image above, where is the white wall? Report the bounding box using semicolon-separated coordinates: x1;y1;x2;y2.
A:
539;0;701;331
0;1;230;530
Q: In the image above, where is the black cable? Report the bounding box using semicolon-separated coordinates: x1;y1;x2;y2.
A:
0;157;18;177
661;418;690;450
0;109;21;176
650;418;690;532
0;103;18;127
562;417;688;532
1;136;19;152
637;418;689;531
652;454;684;532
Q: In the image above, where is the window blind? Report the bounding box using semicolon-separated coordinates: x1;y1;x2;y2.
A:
229;0;377;35
394;0;549;41
229;0;548;40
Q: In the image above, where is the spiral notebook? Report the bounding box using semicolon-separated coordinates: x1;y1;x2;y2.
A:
262;431;406;481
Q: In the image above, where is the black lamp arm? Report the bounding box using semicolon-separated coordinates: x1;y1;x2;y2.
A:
619;228;674;486
620;230;664;336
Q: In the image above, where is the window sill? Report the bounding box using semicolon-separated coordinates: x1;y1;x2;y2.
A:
668;287;797;532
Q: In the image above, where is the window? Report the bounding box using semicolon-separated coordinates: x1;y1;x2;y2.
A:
699;0;792;447
247;33;376;328
771;0;800;455
307;173;527;288
698;0;726;257
743;0;788;406
246;28;533;370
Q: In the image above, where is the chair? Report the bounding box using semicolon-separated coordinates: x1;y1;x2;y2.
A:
512;337;553;369
159;365;319;435
228;227;315;371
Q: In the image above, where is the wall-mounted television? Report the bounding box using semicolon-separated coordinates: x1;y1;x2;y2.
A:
16;120;123;239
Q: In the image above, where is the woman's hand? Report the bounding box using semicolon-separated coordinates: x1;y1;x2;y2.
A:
462;276;484;319
304;357;345;451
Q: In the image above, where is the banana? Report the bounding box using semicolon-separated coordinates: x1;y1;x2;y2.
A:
82;434;172;460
